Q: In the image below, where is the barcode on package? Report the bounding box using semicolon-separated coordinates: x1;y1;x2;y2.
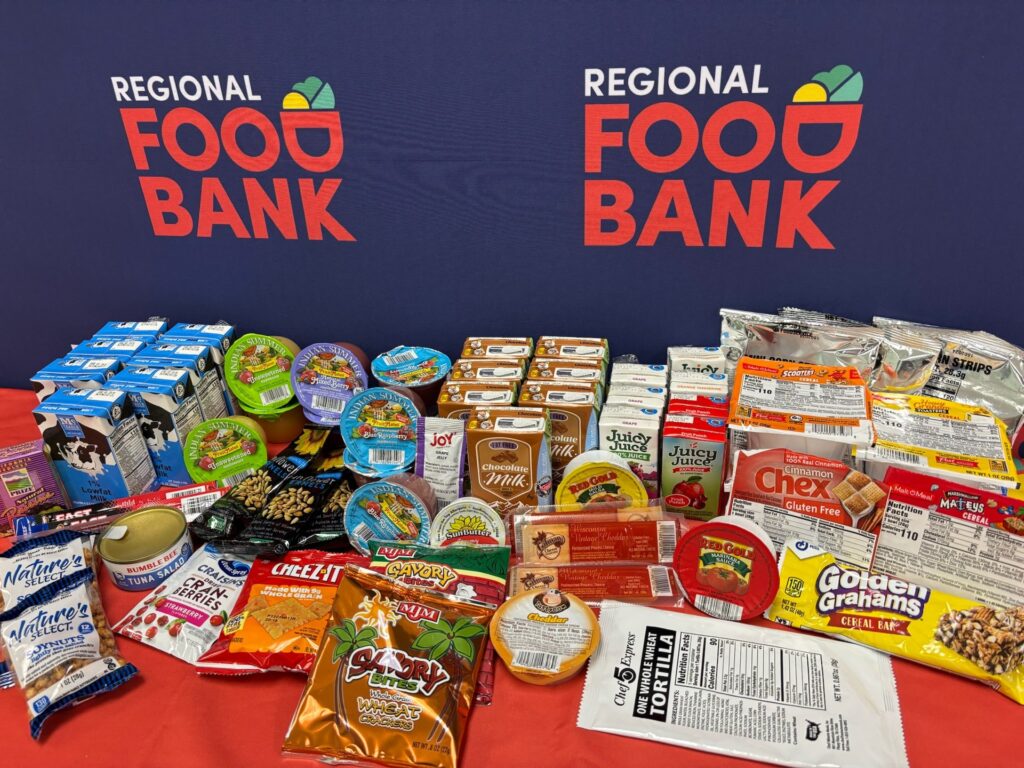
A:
259;385;292;405
649;566;673;597
353;523;374;542
221;469;254;487
178;491;225;522
874;446;923;465
658;521;678;563
806;423;853;436
369;448;405;466
693;594;743;621
511;651;561;672
311;394;347;413
384;350;417;365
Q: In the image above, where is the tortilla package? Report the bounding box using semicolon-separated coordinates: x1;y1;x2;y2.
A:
197;549;368;675
367;540;511;705
283;566;493;768
769;539;1024;704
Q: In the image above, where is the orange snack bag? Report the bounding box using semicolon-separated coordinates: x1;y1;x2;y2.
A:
283;565;493;768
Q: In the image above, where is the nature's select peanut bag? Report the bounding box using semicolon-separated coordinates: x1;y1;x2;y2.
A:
769;539;1024;704
283;565;493;767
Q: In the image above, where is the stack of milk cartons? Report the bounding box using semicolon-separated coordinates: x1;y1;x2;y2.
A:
661;347;729;519
599;363;668;498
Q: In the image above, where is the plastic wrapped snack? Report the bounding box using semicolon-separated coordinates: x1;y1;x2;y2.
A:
0;569;138;738
197;549;368;675
768;539;1024;704
282;565;493;768
0;530;95;619
114;544;253;664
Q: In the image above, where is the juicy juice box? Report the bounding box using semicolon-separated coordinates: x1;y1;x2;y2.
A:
0;440;68;535
129;342;228;419
660;416;727;520
109;367;205;486
31;356;123;401
33;388;158;506
599;415;660;498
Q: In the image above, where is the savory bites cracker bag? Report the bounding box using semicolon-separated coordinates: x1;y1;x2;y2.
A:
769;539;1024;704
283;566;493;768
197;549;368;675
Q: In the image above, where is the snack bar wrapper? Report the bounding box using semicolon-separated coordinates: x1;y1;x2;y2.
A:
768;539;1024;704
578;601;909;768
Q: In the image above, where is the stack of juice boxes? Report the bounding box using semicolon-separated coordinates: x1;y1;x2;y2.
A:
661;347;729;519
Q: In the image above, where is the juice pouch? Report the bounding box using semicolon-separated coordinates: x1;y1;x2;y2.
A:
196;549;369;675
768;539;1024;704
367;541;511;705
282;565;493;768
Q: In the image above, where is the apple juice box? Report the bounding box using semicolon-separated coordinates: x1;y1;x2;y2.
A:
661;416;727;520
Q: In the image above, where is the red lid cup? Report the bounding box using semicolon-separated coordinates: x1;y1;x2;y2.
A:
673;515;779;622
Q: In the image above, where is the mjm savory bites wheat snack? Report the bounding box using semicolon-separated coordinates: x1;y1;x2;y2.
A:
283;566;493;768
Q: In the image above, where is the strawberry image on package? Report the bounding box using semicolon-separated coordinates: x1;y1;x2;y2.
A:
674;516;779;621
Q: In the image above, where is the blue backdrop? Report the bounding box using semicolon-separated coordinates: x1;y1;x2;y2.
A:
3;0;1023;387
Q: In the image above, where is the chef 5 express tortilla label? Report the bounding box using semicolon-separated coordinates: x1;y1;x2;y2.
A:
768;539;1024;704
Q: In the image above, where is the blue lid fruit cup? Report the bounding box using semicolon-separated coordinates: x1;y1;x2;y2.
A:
370;346;451;414
340;387;421;479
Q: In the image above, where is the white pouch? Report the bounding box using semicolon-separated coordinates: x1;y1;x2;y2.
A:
578;601;908;768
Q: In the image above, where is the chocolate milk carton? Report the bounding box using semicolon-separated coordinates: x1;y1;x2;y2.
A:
466;407;552;512
518;383;599;484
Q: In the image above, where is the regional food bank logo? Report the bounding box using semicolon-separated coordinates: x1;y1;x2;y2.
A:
113;74;354;241
584;64;863;250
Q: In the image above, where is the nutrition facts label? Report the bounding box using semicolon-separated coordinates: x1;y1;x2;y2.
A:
874;497;1024;607
677;631;827;710
738;376;868;420
872;408;1006;460
730;499;877;569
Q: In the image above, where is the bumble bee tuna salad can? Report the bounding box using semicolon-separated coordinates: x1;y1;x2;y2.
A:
97;506;192;590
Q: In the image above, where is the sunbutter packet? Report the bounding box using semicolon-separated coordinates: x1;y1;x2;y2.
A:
769;539;1024;704
367;540;511;705
283;565;493;768
0;569;138;738
190;426;332;543
197;549;368;675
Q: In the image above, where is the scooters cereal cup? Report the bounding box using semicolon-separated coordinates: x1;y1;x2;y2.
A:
490;588;600;685
343;478;433;554
340;387;421;477
673;515;779;622
184;417;268;486
430;497;507;546
225;334;297;409
371;345;451;407
291;343;369;422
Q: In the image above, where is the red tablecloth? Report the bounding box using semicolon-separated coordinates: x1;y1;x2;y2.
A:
1;387;1018;766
